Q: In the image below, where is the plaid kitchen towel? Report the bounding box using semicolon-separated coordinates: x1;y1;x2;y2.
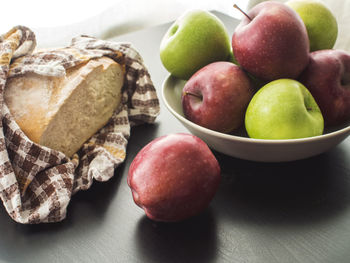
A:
0;26;160;224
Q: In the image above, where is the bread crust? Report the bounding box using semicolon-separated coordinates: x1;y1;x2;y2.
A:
5;57;124;157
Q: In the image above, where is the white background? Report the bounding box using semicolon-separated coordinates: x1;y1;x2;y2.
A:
1;0;349;50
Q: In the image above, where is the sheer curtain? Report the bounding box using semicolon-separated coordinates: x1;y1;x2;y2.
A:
1;0;349;50
1;0;246;48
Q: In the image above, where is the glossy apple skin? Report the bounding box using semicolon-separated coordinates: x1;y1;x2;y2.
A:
181;62;254;133
232;1;309;81
160;9;231;80
286;0;338;51
245;79;324;139
299;49;350;126
127;133;221;222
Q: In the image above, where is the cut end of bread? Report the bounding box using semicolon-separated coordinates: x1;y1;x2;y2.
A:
5;56;124;157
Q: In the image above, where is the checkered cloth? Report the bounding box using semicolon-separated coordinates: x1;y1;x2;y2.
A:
0;26;160;224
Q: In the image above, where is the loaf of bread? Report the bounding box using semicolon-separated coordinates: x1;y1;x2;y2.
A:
5;56;124;157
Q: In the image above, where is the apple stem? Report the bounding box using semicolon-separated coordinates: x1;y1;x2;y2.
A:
233;4;252;21
183;91;203;100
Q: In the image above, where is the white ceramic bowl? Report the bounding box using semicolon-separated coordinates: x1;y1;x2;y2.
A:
162;75;350;162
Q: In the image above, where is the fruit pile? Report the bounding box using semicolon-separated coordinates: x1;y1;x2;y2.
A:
127;1;350;223
160;0;350;140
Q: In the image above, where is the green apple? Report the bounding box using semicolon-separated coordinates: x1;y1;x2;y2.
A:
160;9;231;80
286;0;338;51
245;79;324;139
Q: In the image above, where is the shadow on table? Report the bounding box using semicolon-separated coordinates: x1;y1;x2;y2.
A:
0;162;127;263
0;123;162;263
1;123;161;233
4;162;125;231
213;144;350;227
134;209;218;263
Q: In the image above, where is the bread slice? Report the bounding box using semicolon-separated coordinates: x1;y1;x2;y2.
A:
5;57;124;157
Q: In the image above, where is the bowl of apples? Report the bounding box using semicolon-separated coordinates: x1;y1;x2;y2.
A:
160;1;350;162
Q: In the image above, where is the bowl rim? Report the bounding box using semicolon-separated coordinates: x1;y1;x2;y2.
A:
161;74;350;145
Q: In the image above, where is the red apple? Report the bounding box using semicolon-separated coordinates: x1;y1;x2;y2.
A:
181;61;254;133
232;1;309;81
299;49;350;126
127;133;221;222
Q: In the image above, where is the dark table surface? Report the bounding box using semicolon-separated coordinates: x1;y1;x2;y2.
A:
1;12;350;263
